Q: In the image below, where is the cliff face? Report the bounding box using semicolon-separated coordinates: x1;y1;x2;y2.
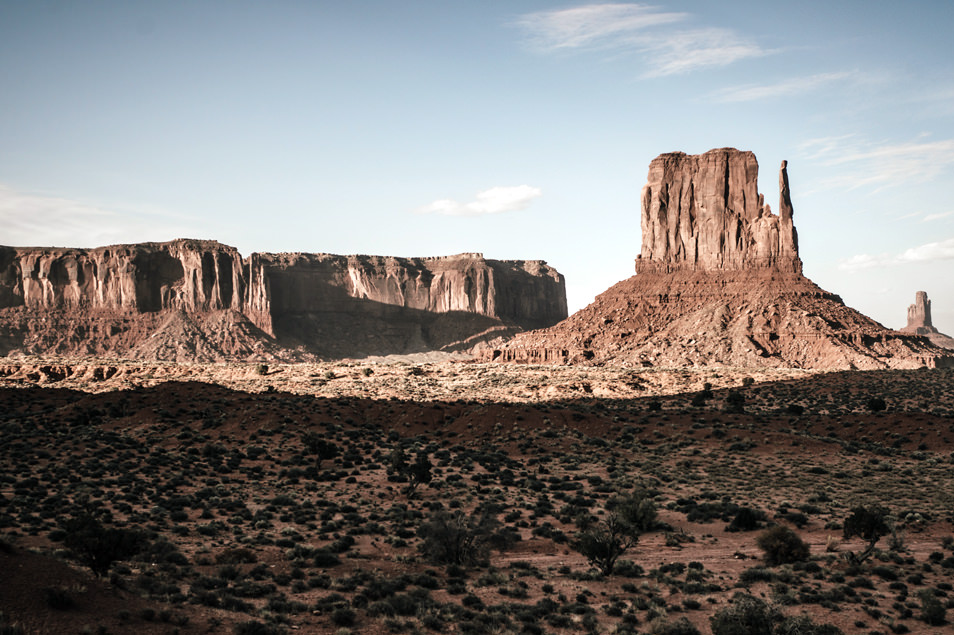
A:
245;252;565;333
0;241;566;361
482;149;953;370
637;148;800;273
0;240;245;313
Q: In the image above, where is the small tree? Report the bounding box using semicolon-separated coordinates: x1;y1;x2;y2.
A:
301;432;338;469
843;505;890;565
388;448;432;498
63;514;145;578
756;525;810;565
574;514;640;576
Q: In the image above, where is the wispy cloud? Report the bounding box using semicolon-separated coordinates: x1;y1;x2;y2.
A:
415;185;542;217
514;3;768;77
799;135;954;191
839;237;954;271
923;210;954;222
0;184;201;248
711;72;854;103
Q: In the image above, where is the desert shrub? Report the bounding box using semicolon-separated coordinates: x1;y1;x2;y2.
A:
331;607;356;626
724;390;745;413
417;511;499;566
610;490;658;533
234;621;286;635
774;615;844;635
254;364;268;376
757;526;810;565
217;547;257;564
866;397;887;412
919;590;946;626
710;594;778;635
43;586;76;610
727;507;766;532
648;616;701;635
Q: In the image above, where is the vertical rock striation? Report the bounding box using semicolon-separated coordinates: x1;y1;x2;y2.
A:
636;148;800;273
0;240;566;360
482;148;953;369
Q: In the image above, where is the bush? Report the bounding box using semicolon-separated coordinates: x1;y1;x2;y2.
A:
866;397;887;412
648;617;701;635
920;590;946;626
331;607;356;626
417;511;499;566
774;616;844;635
710;594;778;635
757;526;810;566
43;586;75;610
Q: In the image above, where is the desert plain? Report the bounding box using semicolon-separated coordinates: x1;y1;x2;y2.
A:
2;357;954;635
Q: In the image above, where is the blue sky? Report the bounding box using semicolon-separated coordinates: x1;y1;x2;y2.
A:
2;1;953;333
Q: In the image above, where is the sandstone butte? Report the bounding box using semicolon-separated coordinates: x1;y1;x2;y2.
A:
481;147;954;370
900;290;954;350
0;243;567;361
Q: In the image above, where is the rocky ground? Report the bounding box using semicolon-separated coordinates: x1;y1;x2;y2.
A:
1;361;954;634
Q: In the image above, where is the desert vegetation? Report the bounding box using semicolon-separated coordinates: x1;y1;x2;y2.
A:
1;364;953;633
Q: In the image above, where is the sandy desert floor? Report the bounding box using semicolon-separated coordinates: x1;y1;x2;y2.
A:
1;359;953;634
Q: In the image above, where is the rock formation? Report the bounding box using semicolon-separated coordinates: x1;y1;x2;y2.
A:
0;240;566;361
481;148;953;370
637;149;799;273
900;291;954;350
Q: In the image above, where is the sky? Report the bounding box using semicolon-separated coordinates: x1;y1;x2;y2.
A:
2;1;953;333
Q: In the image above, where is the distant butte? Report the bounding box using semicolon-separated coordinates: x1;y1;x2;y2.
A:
0;242;566;361
900;291;954;350
482;148;953;370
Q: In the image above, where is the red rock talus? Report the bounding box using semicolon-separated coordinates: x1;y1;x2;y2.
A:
0;241;566;361
482;149;953;369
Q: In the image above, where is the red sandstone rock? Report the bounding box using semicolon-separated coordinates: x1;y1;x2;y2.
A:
481;149;953;370
900;291;954;350
0;241;566;361
636;149;799;273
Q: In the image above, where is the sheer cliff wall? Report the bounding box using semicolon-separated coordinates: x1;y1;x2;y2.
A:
0;240;566;360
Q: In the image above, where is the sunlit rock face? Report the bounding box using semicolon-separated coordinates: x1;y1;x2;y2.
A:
481;149;954;370
0;241;567;360
636;148;800;274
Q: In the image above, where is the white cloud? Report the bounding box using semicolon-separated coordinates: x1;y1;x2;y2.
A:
515;3;767;77
837;253;889;271
897;237;954;263
415;185;542;217
839;237;954;271
923;210;954;222
798;136;954;191
0;184;202;248
711;72;854;103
